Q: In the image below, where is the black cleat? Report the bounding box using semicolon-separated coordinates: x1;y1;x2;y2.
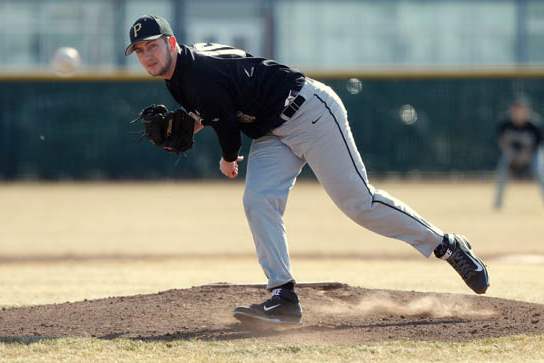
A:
435;234;490;294
233;287;302;325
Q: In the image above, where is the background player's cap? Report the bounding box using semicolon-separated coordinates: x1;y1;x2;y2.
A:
125;15;174;56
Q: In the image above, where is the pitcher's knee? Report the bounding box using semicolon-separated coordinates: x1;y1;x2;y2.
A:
335;188;403;225
333;190;374;220
243;189;287;217
243;190;257;215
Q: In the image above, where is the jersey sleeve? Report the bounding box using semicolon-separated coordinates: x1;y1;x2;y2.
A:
198;82;241;162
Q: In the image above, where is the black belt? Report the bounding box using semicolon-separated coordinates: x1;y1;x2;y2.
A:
280;95;306;121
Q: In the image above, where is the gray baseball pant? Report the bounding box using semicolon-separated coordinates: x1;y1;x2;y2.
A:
243;78;444;289
494;149;544;208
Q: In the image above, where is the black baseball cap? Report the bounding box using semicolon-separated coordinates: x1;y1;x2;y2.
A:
125;15;174;56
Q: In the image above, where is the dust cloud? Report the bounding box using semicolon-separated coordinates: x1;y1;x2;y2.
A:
317;292;496;319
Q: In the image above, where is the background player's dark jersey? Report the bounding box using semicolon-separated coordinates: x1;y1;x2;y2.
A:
497;117;543;168
497;118;543;152
165;42;305;161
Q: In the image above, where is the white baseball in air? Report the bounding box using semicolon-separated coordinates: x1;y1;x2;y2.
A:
346;78;363;95
51;47;81;76
400;104;418;125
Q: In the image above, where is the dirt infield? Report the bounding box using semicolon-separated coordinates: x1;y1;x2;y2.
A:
0;283;542;344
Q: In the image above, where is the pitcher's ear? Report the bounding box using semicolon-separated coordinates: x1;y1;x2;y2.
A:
168;36;177;50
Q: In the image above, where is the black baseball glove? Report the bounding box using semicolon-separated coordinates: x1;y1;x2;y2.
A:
136;104;195;153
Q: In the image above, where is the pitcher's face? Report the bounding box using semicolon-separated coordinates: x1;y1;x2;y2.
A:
133;37;173;77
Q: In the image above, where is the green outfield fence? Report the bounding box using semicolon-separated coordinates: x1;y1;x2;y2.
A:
1;69;543;180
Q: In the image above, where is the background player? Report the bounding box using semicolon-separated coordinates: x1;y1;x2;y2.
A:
126;15;489;325
495;96;544;209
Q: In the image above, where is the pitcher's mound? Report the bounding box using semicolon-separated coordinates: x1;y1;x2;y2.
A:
1;283;543;344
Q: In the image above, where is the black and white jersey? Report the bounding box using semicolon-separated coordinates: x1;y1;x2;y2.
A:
497;117;543;167
497;118;543;152
165;43;305;161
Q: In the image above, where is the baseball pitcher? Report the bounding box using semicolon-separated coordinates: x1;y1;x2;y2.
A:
126;15;489;325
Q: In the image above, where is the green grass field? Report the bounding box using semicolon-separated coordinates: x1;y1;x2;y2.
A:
1;180;543;362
